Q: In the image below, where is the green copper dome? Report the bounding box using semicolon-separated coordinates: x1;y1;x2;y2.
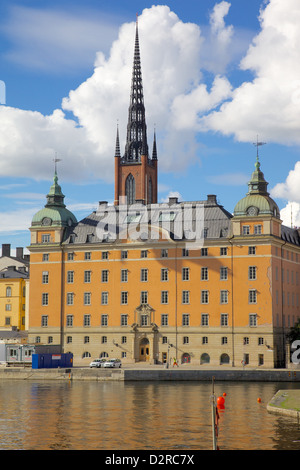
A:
31;172;77;227
234;155;280;219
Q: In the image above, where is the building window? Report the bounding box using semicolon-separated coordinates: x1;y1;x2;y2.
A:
161;249;168;258
201;290;209;304
220;247;227;256
201;267;208;281
6;287;11;297
42;234;51;243
125;173;136;205
43;254;49;262
66;315;73;327
249;266;257;280
141;291;148;304
101;292;108;305
5;317;10;325
84;336;89;344
141;268;148;282
201;248;208;256
101;336;107;344
41;315;48;327
183;336;189;344
182;314;190;326
220;267;228;280
121;269;128;282
161;291;169;304
201;313;209;326
258;337;264;345
202;336;208;344
221;313;228;326
182;248;189;257
220;290;228;304
121;314;128;326
182;290;190;304
85;252;91;260
121;250;128;259
102;251;109;260
141;250;148;258
254;225;262;234
83;314;91;327
42;271;49;284
84;292;91;305
161;314;168;326
68;252;74;261
84;270;91;283
243;226;250;235
66;293;74;305
243;337;249;345
42;293;48;306
101;314;108;327
121;291;128;305
101;270;109;283
249;289;257;304
249;314;257;327
122;336;127;344
248;246;256;255
5;304;11;311
221;337;228;345
141;314;148;326
66;336;72;344
182;267;190;281
67;271;74;283
161;268;168;281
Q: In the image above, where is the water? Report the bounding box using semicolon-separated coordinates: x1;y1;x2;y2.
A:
0;379;299;450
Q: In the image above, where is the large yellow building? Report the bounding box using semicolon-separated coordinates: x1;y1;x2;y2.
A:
28;22;300;368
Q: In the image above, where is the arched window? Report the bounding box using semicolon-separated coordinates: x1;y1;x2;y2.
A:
6;286;11;297
125;174;135;205
200;353;210;364
220;353;230;364
148;177;153;204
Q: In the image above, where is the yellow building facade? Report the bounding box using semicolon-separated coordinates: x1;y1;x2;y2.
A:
28;22;300;367
0;267;28;331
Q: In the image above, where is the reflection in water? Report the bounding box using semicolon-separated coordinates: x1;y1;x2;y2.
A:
0;380;299;450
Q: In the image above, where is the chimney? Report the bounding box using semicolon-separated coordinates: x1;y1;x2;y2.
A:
168;196;178;205
16;247;24;259
207;195;217;205
2;244;11;257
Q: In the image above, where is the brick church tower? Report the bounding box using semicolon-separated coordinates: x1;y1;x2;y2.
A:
114;17;158;206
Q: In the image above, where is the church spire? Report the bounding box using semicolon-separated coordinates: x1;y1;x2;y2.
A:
123;15;148;162
115;123;121;157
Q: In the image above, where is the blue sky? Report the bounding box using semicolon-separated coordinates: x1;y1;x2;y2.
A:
1;0;300;252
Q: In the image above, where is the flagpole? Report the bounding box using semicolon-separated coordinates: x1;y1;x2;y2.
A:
211;376;217;450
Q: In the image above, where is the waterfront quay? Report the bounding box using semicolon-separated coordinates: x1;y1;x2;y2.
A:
1;363;300;382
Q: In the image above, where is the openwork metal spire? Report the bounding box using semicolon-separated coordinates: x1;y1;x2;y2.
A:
123;15;148;162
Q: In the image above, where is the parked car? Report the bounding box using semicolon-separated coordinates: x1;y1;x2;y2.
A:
103;358;122;368
89;358;106;368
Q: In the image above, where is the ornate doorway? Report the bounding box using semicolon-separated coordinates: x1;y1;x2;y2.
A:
139;338;150;362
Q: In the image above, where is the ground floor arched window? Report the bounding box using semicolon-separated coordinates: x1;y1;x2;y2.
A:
220;353;230;364
200;353;210;364
181;353;191;363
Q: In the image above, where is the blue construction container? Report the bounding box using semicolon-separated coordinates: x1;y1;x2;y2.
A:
32;353;73;369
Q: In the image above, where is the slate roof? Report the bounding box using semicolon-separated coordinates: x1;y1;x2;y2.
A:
63;195;233;246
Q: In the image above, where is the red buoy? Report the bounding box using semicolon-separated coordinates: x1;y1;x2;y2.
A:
217;396;225;406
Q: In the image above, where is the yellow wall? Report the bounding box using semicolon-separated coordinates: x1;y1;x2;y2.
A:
0;277;26;330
